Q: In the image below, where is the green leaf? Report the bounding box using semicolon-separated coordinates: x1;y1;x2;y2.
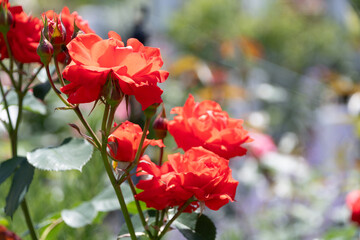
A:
127;201;147;215
323;225;357;240
118;210;156;237
91;186;120;212
27;138;93;171
61;202;97;228
61;183;132;228
91;183;133;212
33;81;51;101
5;160;34;217
174;213;216;240
23;91;47;115
0;156;25;185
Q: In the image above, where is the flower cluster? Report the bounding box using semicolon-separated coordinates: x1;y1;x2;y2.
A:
136;147;238;211
132;94;251;212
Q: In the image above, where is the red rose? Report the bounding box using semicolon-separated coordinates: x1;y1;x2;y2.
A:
44;6;94;63
168;94;252;159
0;225;21;240
346;190;360;225
61;31;169;110
107;121;164;162
135;147;239;211
0;2;42;63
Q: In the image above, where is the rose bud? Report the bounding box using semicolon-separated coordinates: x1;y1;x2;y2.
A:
50;18;66;55
37;31;54;66
0;4;13;34
153;104;168;139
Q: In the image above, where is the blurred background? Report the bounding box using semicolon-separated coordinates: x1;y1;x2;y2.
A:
1;0;360;239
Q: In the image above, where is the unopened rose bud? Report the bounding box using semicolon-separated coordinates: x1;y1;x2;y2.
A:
37;31;54;66
51;18;66;55
0;5;12;34
153;116;168;139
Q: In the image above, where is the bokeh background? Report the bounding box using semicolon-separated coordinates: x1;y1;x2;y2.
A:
1;0;360;239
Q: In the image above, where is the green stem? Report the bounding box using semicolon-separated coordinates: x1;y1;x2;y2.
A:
23;65;44;94
73;106;101;149
128;177;153;239
0;60;16;89
0;78;13;132
154;210;160;234
21;200;38;240
39;217;63;240
119;117;151;184
101;103;136;240
45;66;71;107
2;32;14;73
53;57;65;87
45;65;102;149
4;64;38;239
157;198;194;240
158;147;164;166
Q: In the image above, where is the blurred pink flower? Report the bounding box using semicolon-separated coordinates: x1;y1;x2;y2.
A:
248;132;277;159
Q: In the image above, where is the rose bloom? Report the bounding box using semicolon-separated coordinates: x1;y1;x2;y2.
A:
107;121;164;162
135;147;239;211
168;94;251;159
0;1;42;63
61;31;169;110
0;225;21;240
346;190;360;225
44;6;94;63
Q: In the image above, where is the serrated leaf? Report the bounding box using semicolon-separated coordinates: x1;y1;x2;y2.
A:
61;202;97;228
174;213;216;240
5;160;34;217
0;156;25;185
27;138;93;171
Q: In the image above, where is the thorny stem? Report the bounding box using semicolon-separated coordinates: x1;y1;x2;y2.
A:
2;33;14;73
21;200;38;240
100;103;136;240
46;65;102;149
128;177;154;239
1;62;38;239
45;66;71;107
53;57;65;87
158;146;164;167
0;77;13;132
157;198;195;240
23;65;44;94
